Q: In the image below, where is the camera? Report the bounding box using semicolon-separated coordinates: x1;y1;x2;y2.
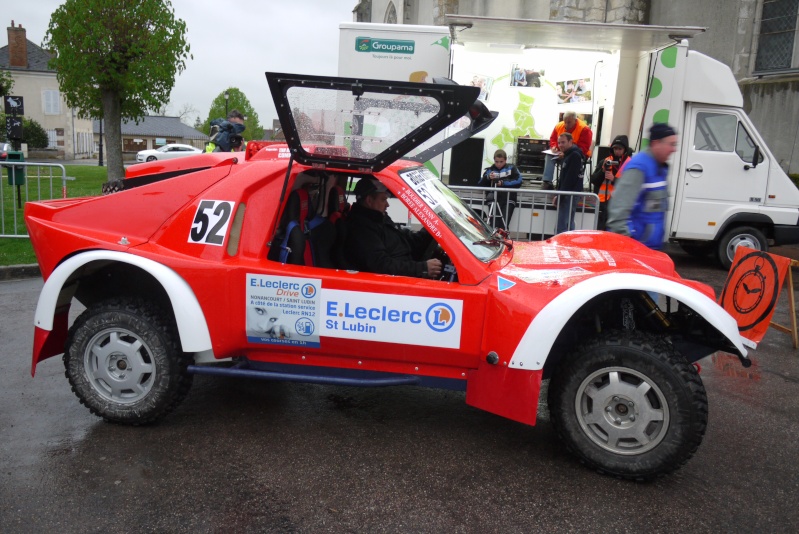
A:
603;159;619;171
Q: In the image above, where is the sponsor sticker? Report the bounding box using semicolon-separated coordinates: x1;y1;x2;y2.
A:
246;274;321;347
355;37;415;55
321;289;462;349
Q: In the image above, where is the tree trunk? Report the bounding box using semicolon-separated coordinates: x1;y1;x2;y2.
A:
102;90;125;181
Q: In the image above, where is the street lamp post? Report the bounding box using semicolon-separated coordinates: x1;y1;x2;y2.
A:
224;91;229;116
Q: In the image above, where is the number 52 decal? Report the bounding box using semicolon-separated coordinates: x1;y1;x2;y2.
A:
189;200;235;246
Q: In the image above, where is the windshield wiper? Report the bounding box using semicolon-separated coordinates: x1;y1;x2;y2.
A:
473;228;513;250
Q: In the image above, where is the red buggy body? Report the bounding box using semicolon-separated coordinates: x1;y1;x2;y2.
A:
25;73;747;480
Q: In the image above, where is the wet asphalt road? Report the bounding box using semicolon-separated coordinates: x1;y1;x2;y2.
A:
2;249;799;533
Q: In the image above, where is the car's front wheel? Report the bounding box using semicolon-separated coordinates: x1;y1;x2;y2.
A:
548;331;707;480
146;155;157;162
64;298;192;425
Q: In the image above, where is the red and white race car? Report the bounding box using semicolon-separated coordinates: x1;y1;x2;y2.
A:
25;73;748;480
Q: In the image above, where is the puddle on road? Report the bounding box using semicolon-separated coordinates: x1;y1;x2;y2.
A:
711;352;761;381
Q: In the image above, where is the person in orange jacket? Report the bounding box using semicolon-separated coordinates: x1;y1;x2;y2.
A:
590;135;631;230
541;111;593;190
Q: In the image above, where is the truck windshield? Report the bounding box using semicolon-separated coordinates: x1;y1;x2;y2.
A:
398;166;501;261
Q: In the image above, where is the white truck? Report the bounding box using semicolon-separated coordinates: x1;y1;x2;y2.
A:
340;17;799;267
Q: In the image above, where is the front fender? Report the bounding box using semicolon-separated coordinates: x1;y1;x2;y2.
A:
509;273;747;370
34;250;212;363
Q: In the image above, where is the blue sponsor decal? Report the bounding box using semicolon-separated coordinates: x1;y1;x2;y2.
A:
296;317;315;336
497;276;516;292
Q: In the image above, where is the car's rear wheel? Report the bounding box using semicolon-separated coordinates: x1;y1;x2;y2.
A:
548;330;707;480
64;298;192;425
146;155;157;162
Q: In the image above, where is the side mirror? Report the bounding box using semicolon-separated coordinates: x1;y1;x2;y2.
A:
744;145;761;170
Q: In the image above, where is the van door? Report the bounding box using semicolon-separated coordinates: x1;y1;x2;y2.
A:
672;106;768;239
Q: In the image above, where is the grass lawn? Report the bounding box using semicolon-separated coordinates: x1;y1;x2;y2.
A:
1;164;108;266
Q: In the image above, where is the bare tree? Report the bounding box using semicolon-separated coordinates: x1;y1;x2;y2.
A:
176;102;199;126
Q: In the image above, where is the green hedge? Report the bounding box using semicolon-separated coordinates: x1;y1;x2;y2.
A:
0;113;50;148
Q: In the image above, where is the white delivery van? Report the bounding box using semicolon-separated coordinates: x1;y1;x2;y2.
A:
340;17;799;267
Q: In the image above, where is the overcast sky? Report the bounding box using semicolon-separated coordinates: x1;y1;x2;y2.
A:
7;0;357;129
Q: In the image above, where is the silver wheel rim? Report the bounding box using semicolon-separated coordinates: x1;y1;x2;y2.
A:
83;327;156;404
727;233;761;262
575;366;670;455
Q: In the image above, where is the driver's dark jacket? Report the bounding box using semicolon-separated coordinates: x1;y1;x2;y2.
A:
344;202;432;278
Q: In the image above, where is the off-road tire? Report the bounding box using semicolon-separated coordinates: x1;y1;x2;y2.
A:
548;330;707;480
64;298;193;425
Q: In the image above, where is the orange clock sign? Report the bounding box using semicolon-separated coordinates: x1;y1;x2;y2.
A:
719;246;791;346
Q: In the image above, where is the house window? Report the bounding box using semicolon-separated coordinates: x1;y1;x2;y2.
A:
755;0;799;73
42;90;61;115
384;1;397;24
123;138;147;152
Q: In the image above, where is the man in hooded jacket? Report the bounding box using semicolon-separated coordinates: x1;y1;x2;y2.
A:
590;134;631;230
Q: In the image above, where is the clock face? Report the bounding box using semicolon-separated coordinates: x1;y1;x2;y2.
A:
720;251;780;331
732;268;766;314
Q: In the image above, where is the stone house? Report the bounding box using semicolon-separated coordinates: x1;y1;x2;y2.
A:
93;116;208;159
0;20;93;159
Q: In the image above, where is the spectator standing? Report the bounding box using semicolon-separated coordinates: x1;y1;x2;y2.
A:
590;135;631;230
606;124;677;250
541;111;592;190
554;133;584;233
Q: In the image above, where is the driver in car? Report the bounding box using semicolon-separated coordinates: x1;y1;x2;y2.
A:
344;178;443;279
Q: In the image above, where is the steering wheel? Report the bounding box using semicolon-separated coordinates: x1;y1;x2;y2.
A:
422;238;455;282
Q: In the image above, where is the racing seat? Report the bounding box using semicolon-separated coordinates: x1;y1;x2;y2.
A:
267;188;310;265
267;171;341;268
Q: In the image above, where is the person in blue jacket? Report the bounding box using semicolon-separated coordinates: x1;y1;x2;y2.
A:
606;123;678;250
478;149;523;230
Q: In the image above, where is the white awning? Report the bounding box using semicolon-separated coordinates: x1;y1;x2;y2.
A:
445;15;705;54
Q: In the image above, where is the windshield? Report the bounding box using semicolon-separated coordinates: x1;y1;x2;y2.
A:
398;166;501;261
286;85;441;161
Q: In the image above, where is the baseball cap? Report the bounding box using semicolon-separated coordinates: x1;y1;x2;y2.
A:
353;178;390;199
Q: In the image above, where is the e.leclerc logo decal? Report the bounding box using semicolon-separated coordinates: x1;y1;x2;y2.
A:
426;303;455;332
355;36;415;54
321;289;462;349
301;283;316;299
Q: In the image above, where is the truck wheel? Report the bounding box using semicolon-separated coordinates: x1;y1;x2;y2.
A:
717;226;767;269
64;298;192;425
548;331;707;480
678;240;713;258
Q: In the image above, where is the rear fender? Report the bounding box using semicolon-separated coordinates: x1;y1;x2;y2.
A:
33;251;212;373
509;273;747;370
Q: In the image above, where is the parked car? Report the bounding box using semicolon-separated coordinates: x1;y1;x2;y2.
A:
136;143;202;163
25;73;749;480
0;141;12;161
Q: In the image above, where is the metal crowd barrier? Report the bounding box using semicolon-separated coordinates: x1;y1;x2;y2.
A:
448;185;599;241
1;162;69;237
